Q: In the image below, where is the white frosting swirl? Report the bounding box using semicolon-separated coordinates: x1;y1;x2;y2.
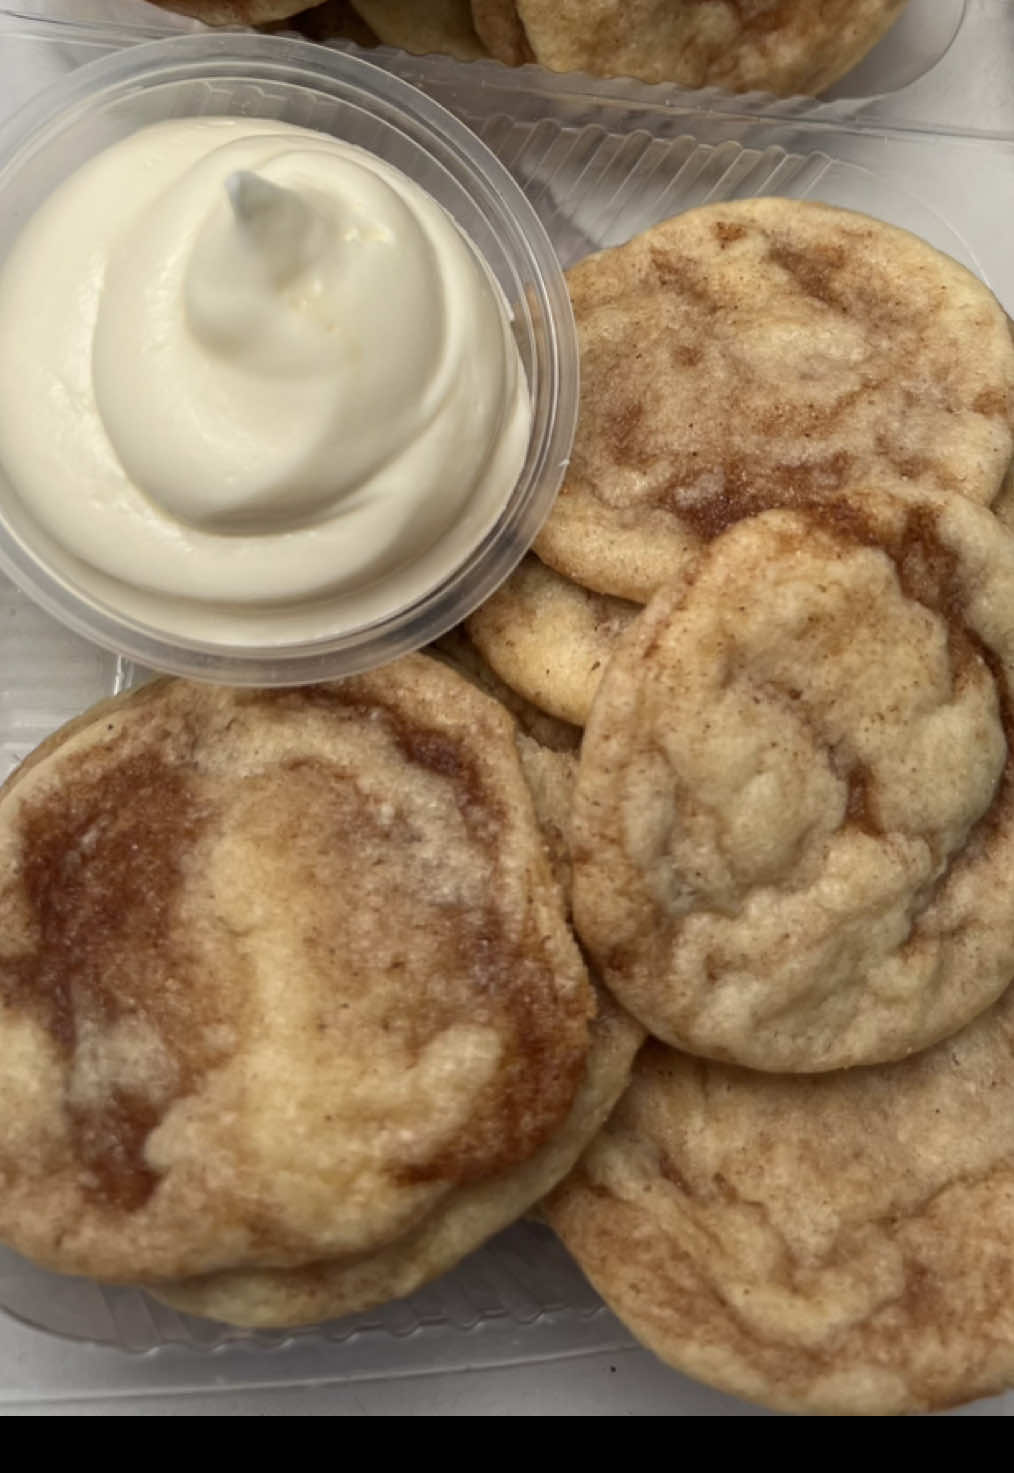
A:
0;118;531;641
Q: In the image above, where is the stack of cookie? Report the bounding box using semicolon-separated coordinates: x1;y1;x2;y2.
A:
184;0;914;99
3;184;1014;1412
470;198;1014;727
457;197;1014;1413
0;665;641;1327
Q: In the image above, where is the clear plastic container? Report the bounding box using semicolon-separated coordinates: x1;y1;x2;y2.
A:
0;32;579;683
1;0;1013;1418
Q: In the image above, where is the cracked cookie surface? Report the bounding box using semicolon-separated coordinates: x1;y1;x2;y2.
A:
572;487;1014;1071
537;199;1014;603
546;996;1014;1415
152;983;642;1327
0;658;594;1282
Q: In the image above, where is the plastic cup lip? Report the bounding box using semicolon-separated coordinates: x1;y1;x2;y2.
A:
0;31;579;686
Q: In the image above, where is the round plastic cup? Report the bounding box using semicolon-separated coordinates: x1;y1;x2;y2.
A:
0;33;578;684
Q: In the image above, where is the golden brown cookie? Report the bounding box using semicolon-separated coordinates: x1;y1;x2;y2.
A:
150;712;636;1329
546;1003;1014;1415
467;556;639;727
503;0;909;95
0;660;594;1282
572;486;1014;1073
536;199;1014;603
151;986;642;1326
351;0;488;58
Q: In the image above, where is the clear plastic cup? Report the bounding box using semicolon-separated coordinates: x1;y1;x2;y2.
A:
0;32;578;684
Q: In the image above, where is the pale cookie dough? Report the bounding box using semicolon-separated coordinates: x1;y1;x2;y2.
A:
572;487;1014;1072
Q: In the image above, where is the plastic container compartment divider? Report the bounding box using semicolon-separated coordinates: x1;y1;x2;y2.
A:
0;1;1012;1414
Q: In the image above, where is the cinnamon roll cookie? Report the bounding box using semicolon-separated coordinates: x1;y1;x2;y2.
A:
537;199;1014;604
0;658;622;1292
546;1000;1014;1415
571;486;1014;1072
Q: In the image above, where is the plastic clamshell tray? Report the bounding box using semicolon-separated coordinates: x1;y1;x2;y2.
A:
0;0;1012;1415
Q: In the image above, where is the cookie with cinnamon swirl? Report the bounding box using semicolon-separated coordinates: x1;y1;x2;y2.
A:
572;485;1014;1072
537;199;1014;604
546;1005;1014;1414
0;658;618;1290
